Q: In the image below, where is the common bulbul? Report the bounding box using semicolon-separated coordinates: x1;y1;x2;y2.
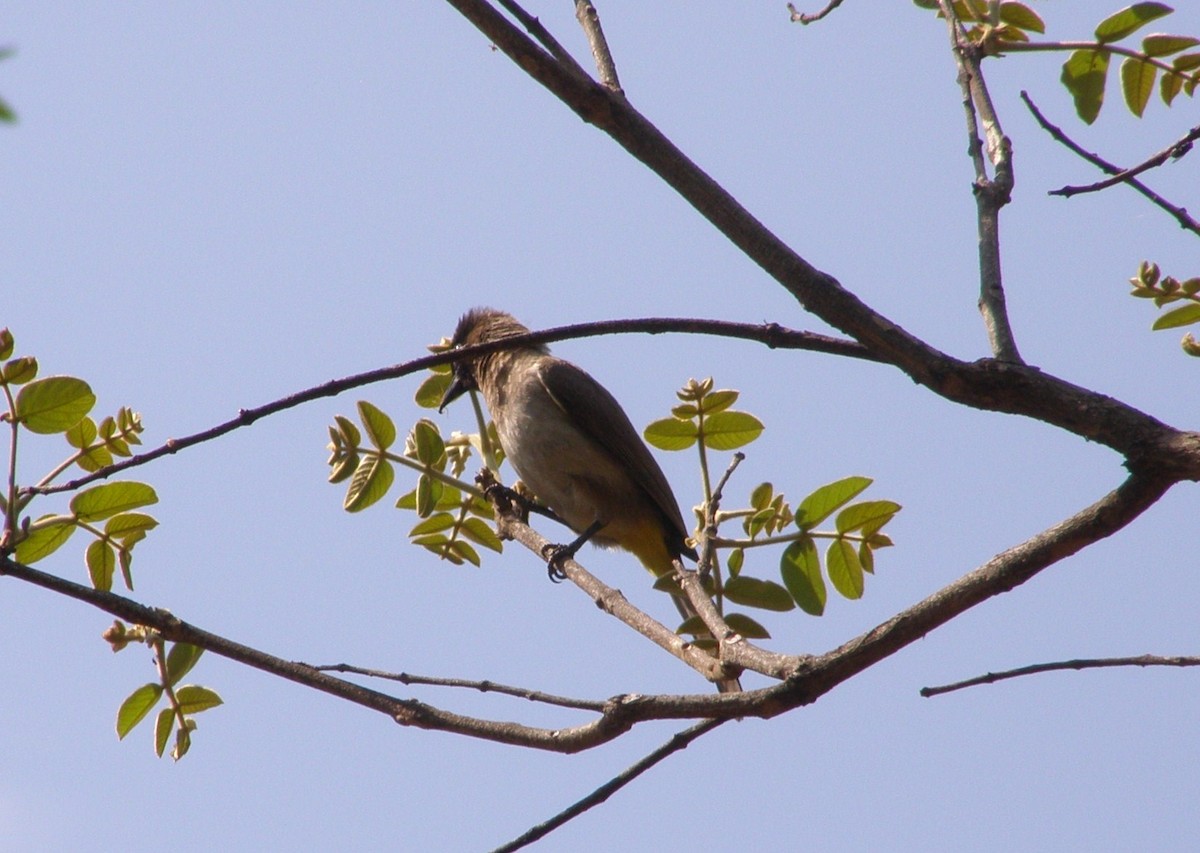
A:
439;308;741;692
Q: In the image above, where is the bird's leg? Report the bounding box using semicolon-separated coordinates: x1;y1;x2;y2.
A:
541;520;605;582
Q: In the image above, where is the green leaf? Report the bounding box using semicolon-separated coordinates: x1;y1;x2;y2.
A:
1095;3;1174;44
727;546;744;576
1160;69;1184;104
1152;303;1200;329
13;517;76;563
327;452;359;484
117;545;135;591
860;541;875;574
104;512;159;540
65;416;97;449
780;537;825;616
412;419;445;466
999;1;1044;33
414;372;452;409
643;417;699;450
357;400;396;451
460;516;504;552
0;328;12;360
1174;52;1200;71
165;643;204;686
87;540;116;591
343;455;394;512
1061;49;1110;124
1121;57;1157;116
0;96;13;124
835;500;902;535
2;355;38;385
333;415;361;447
724;612;771;640
795;476;872;530
410;513;456;536
155;708;173;757
14;376;95;434
1143;34;1200;56
827;539;864;600
724;575;795;611
415;473;442;517
701;411;764;451
448;539;481;567
175;684;224;714
70;481;158;522
700;389;738;414
116;683;163;739
749;482;773;510
76;444;114;473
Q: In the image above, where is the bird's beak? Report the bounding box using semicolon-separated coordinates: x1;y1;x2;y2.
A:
438;375;469;413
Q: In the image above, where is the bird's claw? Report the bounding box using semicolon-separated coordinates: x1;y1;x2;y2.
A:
541;543;573;582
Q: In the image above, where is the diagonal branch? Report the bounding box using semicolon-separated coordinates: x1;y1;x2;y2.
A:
493;717;727;853
1021;91;1200;238
1052;124;1200;198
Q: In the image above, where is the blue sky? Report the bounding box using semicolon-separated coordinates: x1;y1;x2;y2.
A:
2;3;1198;851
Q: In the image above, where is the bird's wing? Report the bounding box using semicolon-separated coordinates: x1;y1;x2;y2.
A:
537;358;692;545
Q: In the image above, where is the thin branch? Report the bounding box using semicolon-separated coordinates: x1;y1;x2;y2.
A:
1021;91;1200;238
1053;123;1200;198
574;1;622;94
787;1;845;25
921;654;1200;697
495;0;591;83
25;318;878;498
492;718;727;853
310;663;607;711
940;0;1022;363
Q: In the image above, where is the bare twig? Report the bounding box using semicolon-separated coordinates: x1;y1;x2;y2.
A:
1021;91;1200;238
1053;124;1200;198
940;0;1022;364
496;0;591;83
787;0;845;25
310;663;607;711
492;718;727;852
921;654;1200;697
574;1;622;93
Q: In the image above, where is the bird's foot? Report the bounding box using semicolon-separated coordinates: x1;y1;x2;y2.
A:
540;520;604;583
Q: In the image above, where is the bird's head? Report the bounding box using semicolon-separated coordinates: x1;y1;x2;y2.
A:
438;308;542;412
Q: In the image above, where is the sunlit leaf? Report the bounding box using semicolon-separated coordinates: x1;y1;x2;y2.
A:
412;419;445;466
1143;34;1199;56
86;540;116;591
700;389;738;414
357;400;396;451
835;500;902;535
155;708;173;757
14;376;95;434
460;517;503;552
70;481;158;522
780;537;825;615
644;417;699;450
795;476;872;530
701;411;764;450
827;539;864;600
414;372;452;409
999;1;1044;33
1121;57;1156;116
343;454;394;512
116;683;163;739
175;685;224;714
1094;3;1174;44
1152;303;1200;329
104;512;159;540
165;643;204;686
13;517;75;563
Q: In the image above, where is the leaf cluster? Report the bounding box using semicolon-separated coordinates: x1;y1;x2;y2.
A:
0;328;157;592
915;2;1200;123
109;626;223;761
1129;261;1200;356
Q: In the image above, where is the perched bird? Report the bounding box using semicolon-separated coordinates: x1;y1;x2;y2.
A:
439;308;741;692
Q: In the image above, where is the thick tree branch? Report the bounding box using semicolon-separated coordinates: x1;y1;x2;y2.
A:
438;1;1200;475
921;654;1200;697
